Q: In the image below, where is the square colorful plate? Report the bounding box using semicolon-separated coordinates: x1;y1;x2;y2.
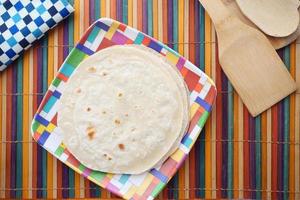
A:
31;18;217;200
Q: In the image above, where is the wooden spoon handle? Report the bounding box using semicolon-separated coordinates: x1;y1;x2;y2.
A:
198;0;231;26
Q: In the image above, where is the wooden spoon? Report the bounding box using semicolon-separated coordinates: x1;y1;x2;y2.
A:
236;0;300;37
222;0;300;49
199;0;297;117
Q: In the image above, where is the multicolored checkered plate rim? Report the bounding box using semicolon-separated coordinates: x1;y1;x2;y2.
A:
31;18;217;200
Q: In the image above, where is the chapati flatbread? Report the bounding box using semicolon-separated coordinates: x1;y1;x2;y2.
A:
58;45;189;174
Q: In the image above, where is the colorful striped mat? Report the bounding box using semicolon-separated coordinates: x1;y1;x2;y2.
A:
0;0;299;199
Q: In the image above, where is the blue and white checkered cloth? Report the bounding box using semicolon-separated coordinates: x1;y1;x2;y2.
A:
0;0;74;71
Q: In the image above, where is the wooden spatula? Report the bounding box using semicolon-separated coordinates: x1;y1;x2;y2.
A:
199;0;297;116
297;37;300;93
222;0;300;49
236;0;300;37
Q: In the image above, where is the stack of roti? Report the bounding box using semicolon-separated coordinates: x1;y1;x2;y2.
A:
58;45;190;174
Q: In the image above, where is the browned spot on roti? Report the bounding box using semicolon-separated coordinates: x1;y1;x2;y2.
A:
88;67;96;73
125;114;128;117
86;107;91;112
102;111;106;114
104;154;112;160
76;88;81;93
131;128;136;132
118;93;123;97
118;143;125;150
102;72;107;76
86;126;96;140
114;119;121;125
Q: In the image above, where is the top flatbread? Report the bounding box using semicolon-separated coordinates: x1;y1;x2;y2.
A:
58;45;189;174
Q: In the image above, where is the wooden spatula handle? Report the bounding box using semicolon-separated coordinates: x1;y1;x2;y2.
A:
198;0;231;26
291;0;300;7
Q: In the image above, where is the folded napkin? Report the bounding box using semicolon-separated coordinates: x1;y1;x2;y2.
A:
0;0;74;71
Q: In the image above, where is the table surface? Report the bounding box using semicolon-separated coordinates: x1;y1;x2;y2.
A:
0;0;299;199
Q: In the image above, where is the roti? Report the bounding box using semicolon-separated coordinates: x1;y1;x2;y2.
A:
58;45;190;174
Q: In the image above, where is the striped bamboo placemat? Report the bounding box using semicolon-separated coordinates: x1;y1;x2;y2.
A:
0;0;299;199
